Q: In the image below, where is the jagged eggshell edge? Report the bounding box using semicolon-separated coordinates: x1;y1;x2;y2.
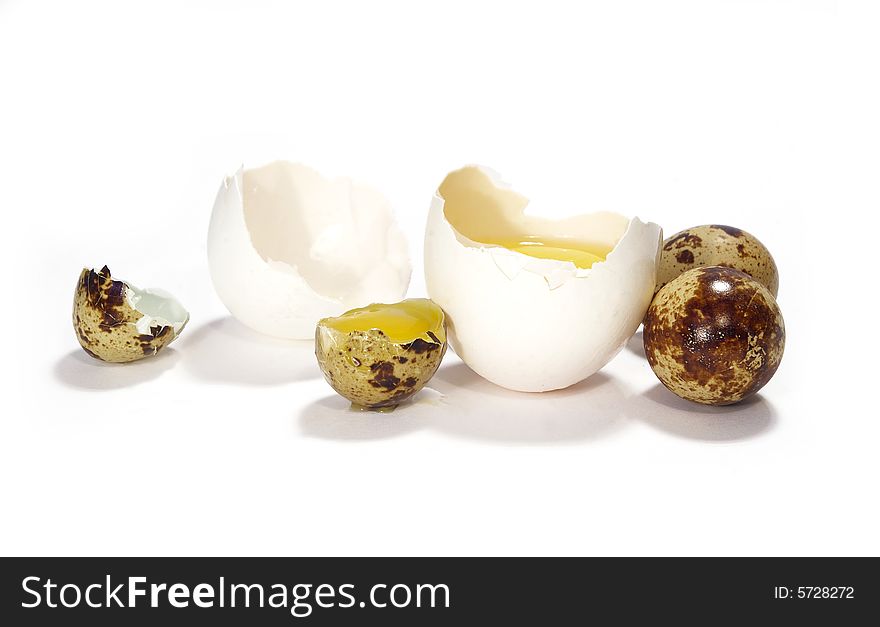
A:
207;166;411;340
73;267;188;363
424;166;662;392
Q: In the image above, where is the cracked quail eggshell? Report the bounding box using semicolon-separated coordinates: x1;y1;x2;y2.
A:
315;299;447;409
208;161;411;339
73;266;189;363
424;165;662;392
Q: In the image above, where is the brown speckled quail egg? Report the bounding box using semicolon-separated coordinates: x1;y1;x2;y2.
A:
657;224;779;296
644;266;785;405
73;266;189;363
315;299;447;410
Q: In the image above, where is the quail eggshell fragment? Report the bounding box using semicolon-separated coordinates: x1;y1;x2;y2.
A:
657;224;779;296
73;266;189;363
208;161;411;340
643;266;785;405
424;165;662;392
315;300;447;409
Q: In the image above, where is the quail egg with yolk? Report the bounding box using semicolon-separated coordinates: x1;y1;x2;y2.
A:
315;299;447;410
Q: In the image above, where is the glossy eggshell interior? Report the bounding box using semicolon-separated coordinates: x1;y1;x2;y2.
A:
207;162;411;339
424;166;662;392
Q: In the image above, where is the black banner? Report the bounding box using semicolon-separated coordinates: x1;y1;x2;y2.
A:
1;558;876;624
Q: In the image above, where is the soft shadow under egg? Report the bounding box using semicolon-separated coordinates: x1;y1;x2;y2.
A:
53;348;180;391
180;317;319;386
298;394;428;441
429;364;628;444
624;384;777;442
297;362;629;445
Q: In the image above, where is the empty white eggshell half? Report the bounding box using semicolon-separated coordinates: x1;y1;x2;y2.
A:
424;166;662;392
208;161;411;339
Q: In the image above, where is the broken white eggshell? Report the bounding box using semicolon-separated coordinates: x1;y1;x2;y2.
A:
424;166;662;392
208;161;411;339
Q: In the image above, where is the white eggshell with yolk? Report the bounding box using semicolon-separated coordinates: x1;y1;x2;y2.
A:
424;166;662;392
208;161;411;339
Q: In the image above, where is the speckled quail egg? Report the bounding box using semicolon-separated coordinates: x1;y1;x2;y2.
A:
73;266;189;363
643;266;785;405
657;224;779;296
315;299;447;410
424;165;662;392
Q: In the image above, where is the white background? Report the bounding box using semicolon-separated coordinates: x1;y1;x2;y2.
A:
1;0;878;556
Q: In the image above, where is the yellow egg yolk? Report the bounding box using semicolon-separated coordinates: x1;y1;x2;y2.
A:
321;299;445;344
497;237;611;269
